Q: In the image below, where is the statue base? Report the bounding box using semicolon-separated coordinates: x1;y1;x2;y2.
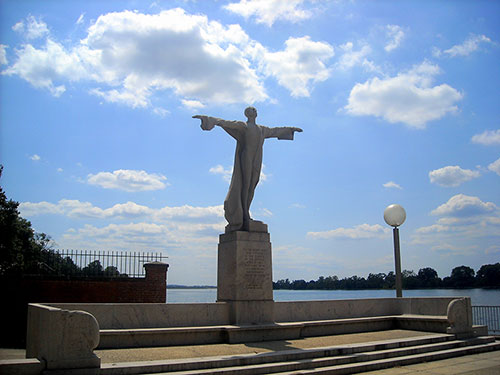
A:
225;219;268;233
217;229;274;324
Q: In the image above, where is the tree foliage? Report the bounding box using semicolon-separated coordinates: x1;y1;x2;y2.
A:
0;166;53;276
1;166;126;278
476;263;500;288
274;264;500;290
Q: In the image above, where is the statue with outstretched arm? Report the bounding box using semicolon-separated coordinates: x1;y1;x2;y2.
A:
193;106;302;232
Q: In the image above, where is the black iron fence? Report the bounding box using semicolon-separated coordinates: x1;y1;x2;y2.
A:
28;249;167;278
472;305;500;334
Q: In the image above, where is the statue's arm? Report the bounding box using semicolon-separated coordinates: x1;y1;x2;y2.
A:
193;115;245;140
192;115;222;131
263;126;303;140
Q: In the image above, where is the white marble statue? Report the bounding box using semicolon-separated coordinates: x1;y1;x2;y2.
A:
193;107;302;232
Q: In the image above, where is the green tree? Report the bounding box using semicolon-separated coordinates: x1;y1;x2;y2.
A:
273;278;291;289
417;267;441;288
340;275;367;289
402;270;419;289
367;273;386;289
103;265;121;277
384;271;395;289
476;263;500;288
82;260;104;276
291;279;307;290
447;265;476;288
0;166;52;276
324;275;339;289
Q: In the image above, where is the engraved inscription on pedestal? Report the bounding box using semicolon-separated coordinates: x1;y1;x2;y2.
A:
244;248;266;290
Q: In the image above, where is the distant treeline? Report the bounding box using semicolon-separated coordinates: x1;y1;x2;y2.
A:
273;263;500;290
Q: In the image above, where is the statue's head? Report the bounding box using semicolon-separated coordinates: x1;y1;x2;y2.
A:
244;106;257;120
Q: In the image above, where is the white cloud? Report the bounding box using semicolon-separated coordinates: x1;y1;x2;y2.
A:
385;25;405;52
0;45;7;65
80;9;267;106
415;224;451;234
155;204;223;220
413;215;499;242
210;164;233;183
431;47;443;59
3;39;88;97
210;163;268;183
4;9;336;108
488;157;500;176
383;181;402;189
4;9;268;106
30;154;41;161
336;42;377;72
26;200;226;262
12;21;24;33
255;208;273;217
224;0;313;26
345;61;463;128
443;34;492;57
90;87;148;109
87;169;168;192
57;168;63;172
76;13;85;25
20;201;63;216
431;243;477;255
12;15;49;40
472;129;500;146
429;165;480;187
431;194;497;217
59;220;223;253
307;224;390;240
256;36;334;97
19;199;224;221
412;194;500;252
153;107;169;117
181;99;205;109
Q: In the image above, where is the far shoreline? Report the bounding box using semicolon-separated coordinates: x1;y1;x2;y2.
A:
167;286;499;290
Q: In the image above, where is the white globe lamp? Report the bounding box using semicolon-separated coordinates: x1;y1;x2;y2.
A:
384;204;406;227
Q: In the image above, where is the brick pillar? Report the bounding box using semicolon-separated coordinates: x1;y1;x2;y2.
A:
144;261;169;303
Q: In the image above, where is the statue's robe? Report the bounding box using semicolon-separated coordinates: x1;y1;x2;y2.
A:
201;117;297;231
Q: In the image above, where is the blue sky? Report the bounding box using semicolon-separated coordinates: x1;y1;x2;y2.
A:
1;0;499;285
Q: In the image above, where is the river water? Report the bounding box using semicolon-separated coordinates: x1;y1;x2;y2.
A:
166;288;500;306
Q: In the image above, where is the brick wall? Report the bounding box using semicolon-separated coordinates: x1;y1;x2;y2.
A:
3;262;169;347
21;262;169;303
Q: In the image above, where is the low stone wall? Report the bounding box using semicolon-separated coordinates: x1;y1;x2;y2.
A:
50;297;464;330
21;297;478;373
274;297;458;322
48;302;231;329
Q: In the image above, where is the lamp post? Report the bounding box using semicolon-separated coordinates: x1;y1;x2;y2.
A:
384;204;406;298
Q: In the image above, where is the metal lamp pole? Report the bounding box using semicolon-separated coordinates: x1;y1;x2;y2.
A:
384;204;406;298
392;226;402;298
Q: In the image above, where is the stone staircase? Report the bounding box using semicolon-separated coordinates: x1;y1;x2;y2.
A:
99;334;500;375
98;316;452;349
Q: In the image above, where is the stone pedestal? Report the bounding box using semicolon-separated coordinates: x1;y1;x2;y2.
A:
217;229;274;324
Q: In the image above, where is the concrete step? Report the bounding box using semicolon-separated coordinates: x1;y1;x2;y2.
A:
157;338;498;375
99;334;498;375
272;340;500;375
